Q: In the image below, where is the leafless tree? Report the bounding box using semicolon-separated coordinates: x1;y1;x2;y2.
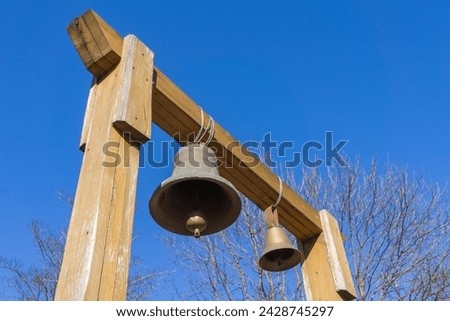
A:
0;221;64;300
2;159;448;301
165;158;449;300
0;220;168;300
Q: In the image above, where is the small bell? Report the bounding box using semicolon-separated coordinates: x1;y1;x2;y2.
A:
259;206;302;272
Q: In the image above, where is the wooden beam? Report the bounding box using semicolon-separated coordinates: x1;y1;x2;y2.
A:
64;9;357;302
319;210;356;300
55;35;154;300
300;210;356;301
66;9;323;240
151;69;322;239
67;10;123;77
112;36;154;144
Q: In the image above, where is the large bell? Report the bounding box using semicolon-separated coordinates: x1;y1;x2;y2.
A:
149;143;241;238
259;226;303;271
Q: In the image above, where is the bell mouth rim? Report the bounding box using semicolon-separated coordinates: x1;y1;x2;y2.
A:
258;248;303;272
148;175;242;236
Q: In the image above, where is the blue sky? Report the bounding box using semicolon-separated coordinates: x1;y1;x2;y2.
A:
0;1;449;299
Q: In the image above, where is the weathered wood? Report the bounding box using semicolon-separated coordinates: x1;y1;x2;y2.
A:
112;36;154;144
300;210;356;301
80;35;153;150
55;35;153;300
319;210;356;300
79;77;97;152
67;9;123;77
66;10;322;240
64;9;357;302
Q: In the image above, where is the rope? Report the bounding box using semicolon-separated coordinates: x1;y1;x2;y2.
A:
193;108;215;146
193;108;205;143
272;176;283;210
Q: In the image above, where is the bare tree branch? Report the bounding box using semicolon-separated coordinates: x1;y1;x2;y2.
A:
1;220;168;300
166;157;449;301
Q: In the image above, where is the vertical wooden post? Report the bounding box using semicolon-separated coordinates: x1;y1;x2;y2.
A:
300;210;356;301
55;11;154;300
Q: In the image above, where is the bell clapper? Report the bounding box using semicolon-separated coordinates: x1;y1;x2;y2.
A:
274;253;284;267
186;210;207;238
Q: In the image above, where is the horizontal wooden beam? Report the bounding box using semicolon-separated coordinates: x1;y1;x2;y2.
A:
67;10;322;240
152;69;322;239
67;10;123;77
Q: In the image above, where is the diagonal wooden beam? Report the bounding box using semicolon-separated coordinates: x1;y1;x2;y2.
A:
68;9;322;240
152;69;322;239
67;10;122;77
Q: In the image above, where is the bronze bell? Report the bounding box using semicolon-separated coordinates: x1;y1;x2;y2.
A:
259;207;303;272
149;143;241;238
